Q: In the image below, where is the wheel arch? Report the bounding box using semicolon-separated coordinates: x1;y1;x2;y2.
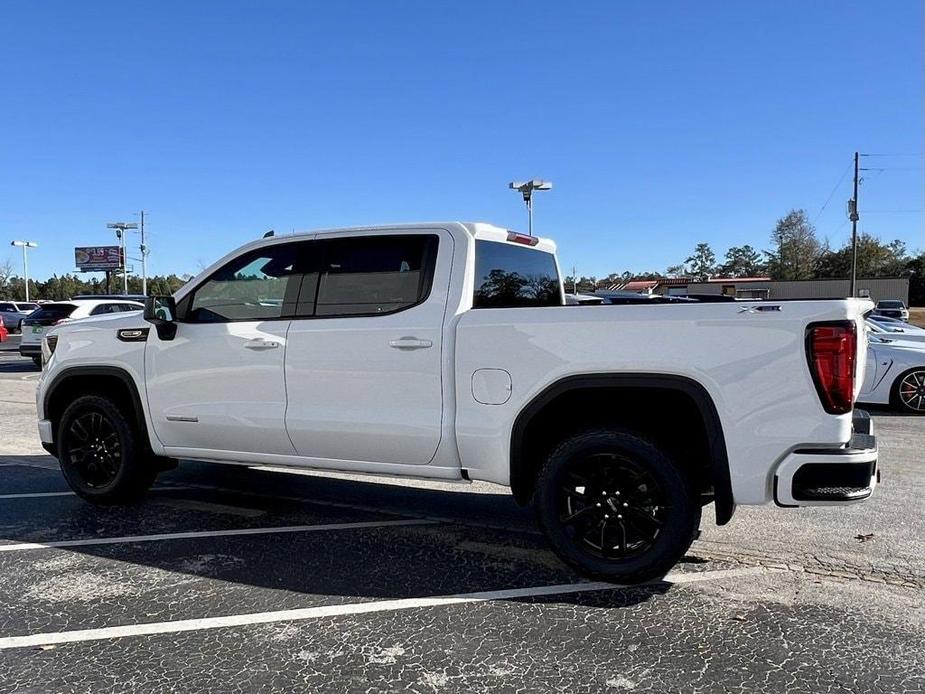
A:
509;373;735;525
44;366;151;456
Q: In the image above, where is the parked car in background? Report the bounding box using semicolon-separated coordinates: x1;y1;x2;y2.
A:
0;301;39;332
859;330;925;414
867;314;925;333
20;299;143;366
865;318;925;344
873;299;910;322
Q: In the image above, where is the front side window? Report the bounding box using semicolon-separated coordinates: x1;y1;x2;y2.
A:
187;244;301;323
312;235;438;317
473;240;562;308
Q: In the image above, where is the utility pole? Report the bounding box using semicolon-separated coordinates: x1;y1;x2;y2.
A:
572;266;577;294
140;211;148;296
848;151;860;297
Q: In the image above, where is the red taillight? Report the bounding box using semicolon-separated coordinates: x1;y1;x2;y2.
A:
806;322;857;414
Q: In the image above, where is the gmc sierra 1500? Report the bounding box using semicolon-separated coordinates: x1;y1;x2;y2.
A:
36;222;878;582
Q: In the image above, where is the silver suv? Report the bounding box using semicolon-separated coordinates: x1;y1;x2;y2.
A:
873;299;909;322
0;301;39;332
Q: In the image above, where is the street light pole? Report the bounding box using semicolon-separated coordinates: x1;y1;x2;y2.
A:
106;222;138;295
509;179;553;236
10;241;38;302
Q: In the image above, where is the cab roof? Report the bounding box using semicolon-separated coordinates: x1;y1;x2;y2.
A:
288;222;557;254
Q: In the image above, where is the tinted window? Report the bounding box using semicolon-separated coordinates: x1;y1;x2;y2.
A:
0;304;13;311
473;240;562;308
118;303;143;312
312;235;437;317
188;244;302;323
878;301;903;309
28;304;77;321
19;303;38;311
90;304;122;315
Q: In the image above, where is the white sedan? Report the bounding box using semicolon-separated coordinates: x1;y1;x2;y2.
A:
19;299;143;366
866;317;925;344
858;331;925;414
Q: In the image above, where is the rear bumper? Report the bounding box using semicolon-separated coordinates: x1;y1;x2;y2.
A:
774;410;878;507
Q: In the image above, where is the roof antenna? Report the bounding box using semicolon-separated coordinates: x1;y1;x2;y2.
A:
263;229;275;238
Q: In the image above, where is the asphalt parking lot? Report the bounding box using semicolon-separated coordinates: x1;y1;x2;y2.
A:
0;343;924;693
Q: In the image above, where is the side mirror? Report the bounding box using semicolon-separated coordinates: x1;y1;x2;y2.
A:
144;296;178;341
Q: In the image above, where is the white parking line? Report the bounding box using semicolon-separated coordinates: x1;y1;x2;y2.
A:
0;518;436;553
0;566;765;650
0;485;192;500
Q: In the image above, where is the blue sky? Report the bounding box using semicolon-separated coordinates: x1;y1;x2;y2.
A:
1;1;922;281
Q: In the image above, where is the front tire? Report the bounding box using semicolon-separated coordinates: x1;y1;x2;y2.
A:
57;395;157;504
534;429;700;584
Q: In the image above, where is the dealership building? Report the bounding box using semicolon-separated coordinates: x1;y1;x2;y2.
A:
614;276;909;304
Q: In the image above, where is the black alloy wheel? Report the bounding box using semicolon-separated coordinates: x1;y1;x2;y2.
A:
534;429;700;583
57;395;157;503
64;411;123;488
558;452;667;560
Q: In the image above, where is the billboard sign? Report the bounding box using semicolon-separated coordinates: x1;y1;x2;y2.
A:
75;246;123;271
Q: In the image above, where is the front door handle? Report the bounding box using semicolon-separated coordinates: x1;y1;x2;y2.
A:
244;338;281;350
389;337;433;350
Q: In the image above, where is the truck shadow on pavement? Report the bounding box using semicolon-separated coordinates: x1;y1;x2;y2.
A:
0;457;674;611
0;360;39;374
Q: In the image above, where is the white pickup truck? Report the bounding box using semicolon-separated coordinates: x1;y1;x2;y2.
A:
36;222;878;582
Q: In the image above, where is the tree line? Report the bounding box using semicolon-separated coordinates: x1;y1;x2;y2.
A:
0;262;188;302
564;208;924;304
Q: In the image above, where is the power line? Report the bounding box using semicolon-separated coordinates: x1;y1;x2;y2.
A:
813;158;854;224
860;152;925;157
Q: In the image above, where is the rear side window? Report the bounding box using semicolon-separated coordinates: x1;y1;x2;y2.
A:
473;240;562;308
90;303;123;315
28;304;76;321
0;304;13;311
311;235;438;317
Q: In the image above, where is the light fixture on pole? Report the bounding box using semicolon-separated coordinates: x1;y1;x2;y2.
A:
107;222;138;294
509;179;552;236
10;241;38;302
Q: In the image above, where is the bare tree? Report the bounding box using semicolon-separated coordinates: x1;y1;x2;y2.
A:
0;258;14;293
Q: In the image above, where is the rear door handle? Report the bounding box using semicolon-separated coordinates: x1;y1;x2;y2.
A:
244;338;281;350
389;337;433;350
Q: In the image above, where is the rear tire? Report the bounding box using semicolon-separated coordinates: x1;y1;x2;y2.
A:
534;428;700;584
57;395;157;504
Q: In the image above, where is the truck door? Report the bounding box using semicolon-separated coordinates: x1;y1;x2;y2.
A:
284;230;450;465
145;241;307;456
